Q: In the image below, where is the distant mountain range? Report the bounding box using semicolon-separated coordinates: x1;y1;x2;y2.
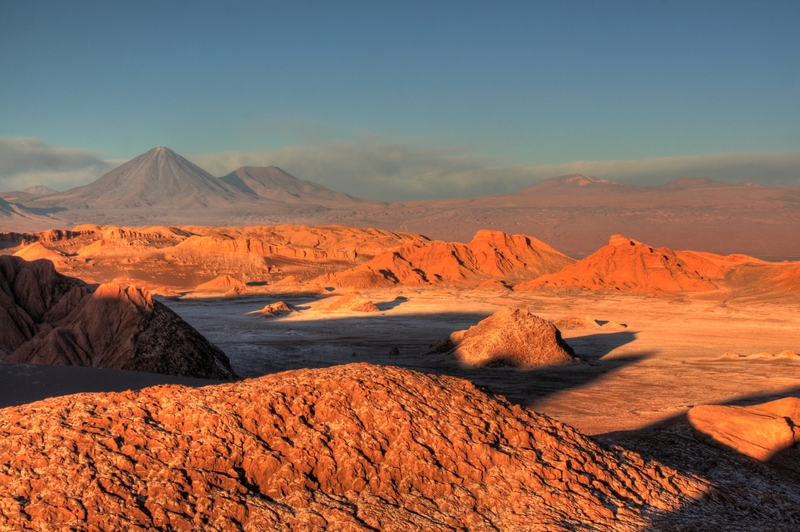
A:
1;146;799;258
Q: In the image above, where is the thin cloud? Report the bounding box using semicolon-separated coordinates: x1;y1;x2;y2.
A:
0;137;116;192
3;136;798;199
192;139;800;201
526;152;800;187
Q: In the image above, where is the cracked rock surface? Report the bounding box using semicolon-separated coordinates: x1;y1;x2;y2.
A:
0;363;706;531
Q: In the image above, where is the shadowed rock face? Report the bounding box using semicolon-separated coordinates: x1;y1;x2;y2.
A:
448;307;578;368
0;255;88;357
0;256;235;380
0;363;706;531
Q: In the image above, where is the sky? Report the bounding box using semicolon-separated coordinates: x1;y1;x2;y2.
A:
1;0;798;200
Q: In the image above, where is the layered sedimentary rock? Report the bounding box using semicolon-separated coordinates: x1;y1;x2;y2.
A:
0;363;706;531
0;223;427;292
0;256;235;380
445;307;578;368
316;230;575;289
687;398;800;461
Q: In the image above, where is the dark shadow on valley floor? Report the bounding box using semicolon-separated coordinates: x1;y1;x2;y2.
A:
594;387;800;530
175;305;650;411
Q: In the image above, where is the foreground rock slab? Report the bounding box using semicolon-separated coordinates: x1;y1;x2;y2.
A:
687;397;800;461
0;363;706;531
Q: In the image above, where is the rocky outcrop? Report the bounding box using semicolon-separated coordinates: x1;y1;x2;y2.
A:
518;235;760;295
251;301;293;317
0;363;706;531
687;398;800;461
193;275;247;295
12;242;69;265
322;291;380;312
317;230;575;289
552;316;600;330
0;256;88;357
0;256;235;380
445;307;578;368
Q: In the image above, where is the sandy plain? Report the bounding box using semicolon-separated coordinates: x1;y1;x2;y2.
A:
160;287;800;437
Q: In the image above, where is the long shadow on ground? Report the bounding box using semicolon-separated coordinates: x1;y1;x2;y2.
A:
164;298;649;412
595;387;800;531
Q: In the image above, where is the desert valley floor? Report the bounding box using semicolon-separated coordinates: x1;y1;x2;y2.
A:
160;288;800;437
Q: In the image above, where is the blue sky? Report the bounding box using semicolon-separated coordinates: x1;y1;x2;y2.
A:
1;0;798;199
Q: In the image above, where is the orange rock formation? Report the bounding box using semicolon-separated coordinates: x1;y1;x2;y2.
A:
1;224;427;292
317;230;575;289
0;364;706;531
193;275;247;295
446;307;578;368
518;235;760;295
251;301;293;317
687;398;800;461
322;291;380;312
0;256;235;380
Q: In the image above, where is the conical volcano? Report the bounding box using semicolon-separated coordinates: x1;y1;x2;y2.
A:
43;146;248;210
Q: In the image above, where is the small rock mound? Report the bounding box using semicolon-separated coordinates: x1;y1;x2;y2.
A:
718;350;800;361
323;291;380;312
12;242;69;264
687;397;800;461
552;315;599;329
475;278;511;291
274;275;301;285
0;363;706;531
251;301;293;317
193;275;246;295
449;307;578;368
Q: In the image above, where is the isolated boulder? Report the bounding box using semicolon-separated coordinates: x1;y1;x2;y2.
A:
252;301;293;317
449;307;578;368
687;397;800;461
0;363;705;531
